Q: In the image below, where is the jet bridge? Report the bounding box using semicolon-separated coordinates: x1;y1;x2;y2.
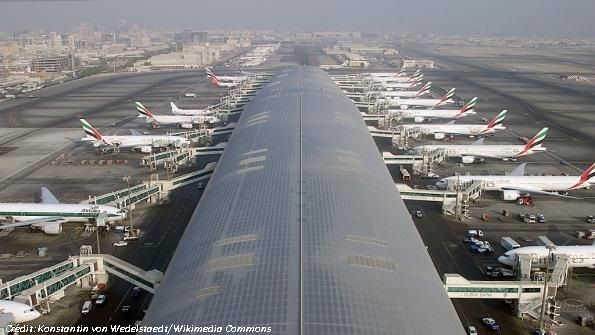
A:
1;246;162;309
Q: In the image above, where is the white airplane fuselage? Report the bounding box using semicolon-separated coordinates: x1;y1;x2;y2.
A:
374;90;429;98
388;109;476;120
499;245;595;269
380;82;420;89
143;115;220;127
82;135;188;148
368;76;411;83
0;300;41;323
0;203;125;223
400;124;504;136
437;175;591;192
387;98;455;107
413;144;545;158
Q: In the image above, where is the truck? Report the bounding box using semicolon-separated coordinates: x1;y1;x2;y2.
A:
501;237;520;251
184;93;197;98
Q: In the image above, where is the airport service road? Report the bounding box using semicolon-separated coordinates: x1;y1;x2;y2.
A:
409;201;529;335
71;183;204;334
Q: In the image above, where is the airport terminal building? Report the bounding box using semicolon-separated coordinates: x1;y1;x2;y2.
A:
142;67;464;334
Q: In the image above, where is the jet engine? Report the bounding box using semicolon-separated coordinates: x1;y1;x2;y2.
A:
461;156;475;164
180;123;193;129
41;222;62;234
414;116;425;123
434;133;446;140
139;146;152;153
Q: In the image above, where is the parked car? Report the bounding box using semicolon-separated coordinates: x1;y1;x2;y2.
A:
95;294;106;305
482;317;500;330
414;210;424;218
131;286;142;298
467;326;478;335
113;240;128;247
519;213;536;224
586;215;595;223
81;300;92;315
537;214;546;223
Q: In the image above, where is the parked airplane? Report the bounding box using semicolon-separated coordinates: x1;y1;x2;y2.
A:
436;162;595;200
170;102;214;116
387;97;478;122
0;300;41;323
319;60;350;70
365;68;410;78
399;110;507;139
208;74;238;88
413;127;549;163
386;87;456;108
205;68;248;82
80;119;189;153
367;69;420;83
135;102;220;128
377;74;424;89
499;242;595;269
372;82;432;98
0;187;125;234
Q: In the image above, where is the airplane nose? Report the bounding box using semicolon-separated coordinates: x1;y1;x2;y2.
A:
498;256;511;266
435;181;447;189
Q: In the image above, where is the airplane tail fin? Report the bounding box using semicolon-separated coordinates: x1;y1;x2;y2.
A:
408;73;423;84
170;102;180;113
482;110;508;131
454;96;477;117
415;82;432;97
515;127;549;157
209;74;221;88
568;162;595;190
408;74;423;88
205;67;215;77
135;101;154;119
80;119;102;141
435;88;456;107
407;69;421;81
396;68;407;77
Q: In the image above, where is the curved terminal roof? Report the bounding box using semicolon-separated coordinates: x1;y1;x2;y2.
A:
142;66;464;334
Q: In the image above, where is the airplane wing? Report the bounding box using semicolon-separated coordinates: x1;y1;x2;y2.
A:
0;217;66;230
129;129;142;136
510;163;527;177
445;120;456;125
461;152;504;159
472;137;485;145
41;187;60;204
501;186;581;199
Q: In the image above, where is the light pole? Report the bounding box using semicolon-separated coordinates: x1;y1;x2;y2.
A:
122;176;135;236
538;244;557;332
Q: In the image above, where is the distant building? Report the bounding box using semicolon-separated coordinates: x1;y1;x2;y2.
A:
31;55;71;72
403;59;434;69
174;30;208;44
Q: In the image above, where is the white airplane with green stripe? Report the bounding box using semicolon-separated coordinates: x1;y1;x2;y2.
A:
0;188;125;234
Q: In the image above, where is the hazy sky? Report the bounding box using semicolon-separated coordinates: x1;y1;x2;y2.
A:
1;0;594;37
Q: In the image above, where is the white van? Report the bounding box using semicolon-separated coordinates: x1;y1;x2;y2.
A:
81;300;92;315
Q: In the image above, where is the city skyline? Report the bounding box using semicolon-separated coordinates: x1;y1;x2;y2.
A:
0;0;595;37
